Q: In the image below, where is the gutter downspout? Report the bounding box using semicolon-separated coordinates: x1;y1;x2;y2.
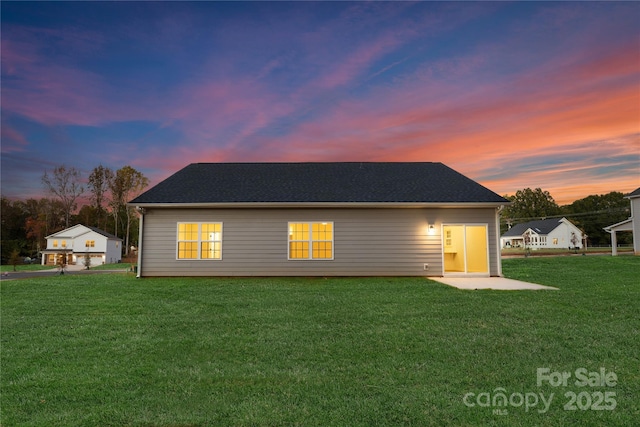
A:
136;207;145;278
496;205;505;276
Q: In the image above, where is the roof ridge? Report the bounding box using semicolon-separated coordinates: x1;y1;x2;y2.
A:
190;161;441;165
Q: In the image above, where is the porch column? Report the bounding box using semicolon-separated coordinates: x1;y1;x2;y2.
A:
610;231;618;256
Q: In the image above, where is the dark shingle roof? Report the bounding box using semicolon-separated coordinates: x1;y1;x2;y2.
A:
627;187;640;198
130;162;508;205
85;225;121;240
501;218;564;237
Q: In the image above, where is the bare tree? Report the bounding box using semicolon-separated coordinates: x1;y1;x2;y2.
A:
9;249;22;272
42;165;85;228
108;179;123;238
88;165;114;229
110;166;149;255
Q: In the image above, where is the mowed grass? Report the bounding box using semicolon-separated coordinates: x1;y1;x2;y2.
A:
1;264;54;273
1;263;132;273
1;257;638;426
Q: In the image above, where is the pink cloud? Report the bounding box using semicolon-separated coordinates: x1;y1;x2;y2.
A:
1;38;38;75
4;5;636;208
157;24;417;156
0;123;29;153
481;145;640;205
164;76;297;155
313;33;404;90
161;32;637;190
1;25;155;127
194;38;637;203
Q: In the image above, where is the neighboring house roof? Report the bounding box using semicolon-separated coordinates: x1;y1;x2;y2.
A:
604;218;632;232
46;224;122;241
626;187;640;199
130;162;508;205
84;225;121;240
501;218;574;238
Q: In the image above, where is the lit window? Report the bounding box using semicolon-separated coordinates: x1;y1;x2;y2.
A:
177;223;222;260
53;240;58;248
552;238;558;245
61;240;67;248
288;222;333;260
85;240;95;247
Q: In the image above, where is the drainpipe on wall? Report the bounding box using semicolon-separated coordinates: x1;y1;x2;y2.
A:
496;205;505;277
136;207;145;278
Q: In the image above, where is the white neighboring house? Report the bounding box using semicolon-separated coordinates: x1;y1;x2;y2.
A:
604;187;640;256
42;224;122;267
500;217;585;250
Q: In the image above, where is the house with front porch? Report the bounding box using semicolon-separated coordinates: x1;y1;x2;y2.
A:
604;187;640;255
500;217;585;250
42;224;122;267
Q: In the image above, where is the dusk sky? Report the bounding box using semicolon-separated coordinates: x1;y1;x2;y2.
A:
2;1;639;206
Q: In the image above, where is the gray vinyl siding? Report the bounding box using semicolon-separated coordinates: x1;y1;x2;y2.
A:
633;198;640;255
139;207;501;277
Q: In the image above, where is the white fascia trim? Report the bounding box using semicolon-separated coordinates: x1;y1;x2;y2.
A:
128;202;507;209
45;231;73;239
604;218;633;232
44;224;85;239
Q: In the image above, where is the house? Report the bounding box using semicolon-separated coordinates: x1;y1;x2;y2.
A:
500;217;585;250
128;162;509;278
42;224;122;267
604;187;640;256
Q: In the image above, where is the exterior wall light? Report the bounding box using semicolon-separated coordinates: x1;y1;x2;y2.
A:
428;224;436;235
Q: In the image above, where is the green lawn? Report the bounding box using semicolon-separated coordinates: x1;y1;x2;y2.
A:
89;262;133;271
0;263;54;273
1;262;131;272
501;247;633;256
1;257;638;426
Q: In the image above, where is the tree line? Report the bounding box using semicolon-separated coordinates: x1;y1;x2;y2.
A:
1;165;148;263
1;179;633;263
501;188;633;246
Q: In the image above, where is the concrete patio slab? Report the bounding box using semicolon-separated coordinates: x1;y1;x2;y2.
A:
430;277;558;291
